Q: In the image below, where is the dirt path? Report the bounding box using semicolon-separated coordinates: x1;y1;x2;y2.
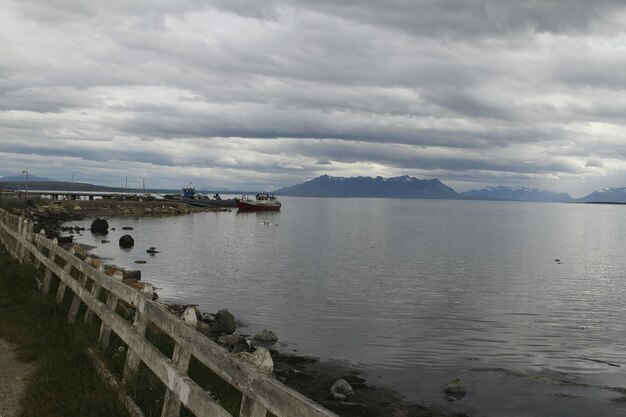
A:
0;338;35;417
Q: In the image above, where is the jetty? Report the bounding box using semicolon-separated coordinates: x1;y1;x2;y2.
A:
14;189;153;201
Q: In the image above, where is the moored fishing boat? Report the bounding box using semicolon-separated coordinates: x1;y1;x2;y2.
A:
236;193;281;211
181;185;238;208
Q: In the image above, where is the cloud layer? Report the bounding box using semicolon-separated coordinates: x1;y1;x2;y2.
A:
2;0;626;195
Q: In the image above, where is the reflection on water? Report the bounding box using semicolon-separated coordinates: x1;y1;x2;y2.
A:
68;198;626;417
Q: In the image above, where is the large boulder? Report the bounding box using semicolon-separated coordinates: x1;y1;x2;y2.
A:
211;309;236;335
196;322;212;337
237;348;273;373
182;306;201;327
231;342;250;354
122;270;141;280
88;258;104;269
253;329;278;342
90;218;109;234
119;234;135;248
218;335;245;348
444;378;467;395
201;313;215;323
330;379;354;401
57;236;73;246
250;348;273;373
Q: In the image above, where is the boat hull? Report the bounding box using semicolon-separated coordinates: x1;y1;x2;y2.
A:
236;200;281;211
183;198;238;208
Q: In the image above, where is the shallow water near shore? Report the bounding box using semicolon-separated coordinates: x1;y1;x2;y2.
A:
66;198;626;416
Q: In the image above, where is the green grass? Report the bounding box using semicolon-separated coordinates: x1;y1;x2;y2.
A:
0;199;27;212
0;230;253;417
187;355;243;416
0;248;131;417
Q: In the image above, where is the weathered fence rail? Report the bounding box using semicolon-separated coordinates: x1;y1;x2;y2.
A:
0;208;339;417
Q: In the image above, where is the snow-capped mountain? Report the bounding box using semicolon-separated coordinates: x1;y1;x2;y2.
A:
276;175;458;198
460;186;572;202
578;187;626;203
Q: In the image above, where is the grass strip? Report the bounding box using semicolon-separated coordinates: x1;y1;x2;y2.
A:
0;246;131;417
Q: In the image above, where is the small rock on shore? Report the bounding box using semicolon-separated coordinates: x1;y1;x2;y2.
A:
119;234;134;248
90;218;109;234
253;329;278;342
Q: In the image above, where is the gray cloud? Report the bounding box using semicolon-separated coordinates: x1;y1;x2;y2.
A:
290;0;626;38
2;0;626;196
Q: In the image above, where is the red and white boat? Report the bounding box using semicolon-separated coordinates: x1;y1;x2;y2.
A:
236;193;281;211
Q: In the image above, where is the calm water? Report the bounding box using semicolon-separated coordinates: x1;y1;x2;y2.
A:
67;198;626;416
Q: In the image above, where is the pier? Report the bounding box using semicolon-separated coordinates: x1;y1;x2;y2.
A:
15;189;151;201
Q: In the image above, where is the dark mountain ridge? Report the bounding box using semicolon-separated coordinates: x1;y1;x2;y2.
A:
577;187;626;203
277;175;584;202
0;174;54;182
277;175;458;199
0;181;132;192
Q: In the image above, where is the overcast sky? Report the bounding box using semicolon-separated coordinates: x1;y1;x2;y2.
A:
2;1;626;195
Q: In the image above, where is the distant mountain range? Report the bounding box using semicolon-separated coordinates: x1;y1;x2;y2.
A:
0;176;254;195
0;180;137;193
277;175;626;203
575;187;626;203
459;186;573;202
277;175;458;199
3;173;626;203
0;174;54;182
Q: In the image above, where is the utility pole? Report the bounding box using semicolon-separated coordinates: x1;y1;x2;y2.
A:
71;174;74;192
22;170;28;201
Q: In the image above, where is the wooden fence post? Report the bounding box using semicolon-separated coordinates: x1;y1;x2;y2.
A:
56;262;72;304
0;212;23;261
99;293;119;350
84;282;101;324
19;219;33;263
16;215;23;233
3;214;18;259
33;235;44;271
0;212;6;249
240;397;267;417
15;216;24;262
18;218;27;262
68;272;88;323
8;214;20;259
160;343;192;417
239;349;273;417
42;250;56;295
122;309;148;385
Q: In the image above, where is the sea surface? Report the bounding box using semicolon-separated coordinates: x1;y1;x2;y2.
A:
66;198;626;417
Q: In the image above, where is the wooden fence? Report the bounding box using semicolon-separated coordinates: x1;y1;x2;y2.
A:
0;209;339;417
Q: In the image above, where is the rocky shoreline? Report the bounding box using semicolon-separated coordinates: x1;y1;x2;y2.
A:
13;199;227;239
12;199;464;417
165;304;461;417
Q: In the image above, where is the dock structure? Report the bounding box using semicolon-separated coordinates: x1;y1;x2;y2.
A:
14;189;153;201
0;187;18;202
